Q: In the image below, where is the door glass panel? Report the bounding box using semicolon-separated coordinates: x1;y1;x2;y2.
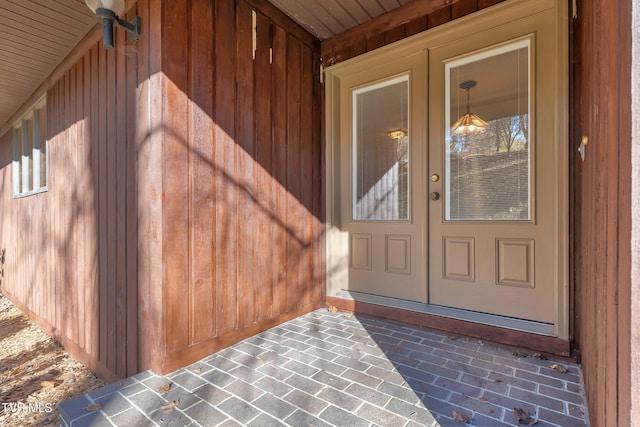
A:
444;39;530;221
353;76;409;221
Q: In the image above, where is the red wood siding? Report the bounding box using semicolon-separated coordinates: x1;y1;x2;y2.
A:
573;0;633;425
0;0;323;379
0;5;143;382
157;0;324;373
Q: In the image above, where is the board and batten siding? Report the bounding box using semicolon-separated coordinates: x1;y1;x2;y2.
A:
158;0;324;373
0;0;324;379
573;0;634;424
0;4;142;382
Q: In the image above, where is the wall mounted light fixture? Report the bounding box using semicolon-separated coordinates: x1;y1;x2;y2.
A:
85;0;141;49
451;80;488;135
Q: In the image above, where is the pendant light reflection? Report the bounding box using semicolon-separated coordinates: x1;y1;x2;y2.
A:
451;80;488;135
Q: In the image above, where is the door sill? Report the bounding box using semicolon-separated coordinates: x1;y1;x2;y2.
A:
336;291;555;336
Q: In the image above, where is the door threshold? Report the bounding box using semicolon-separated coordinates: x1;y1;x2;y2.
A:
336;291;555;336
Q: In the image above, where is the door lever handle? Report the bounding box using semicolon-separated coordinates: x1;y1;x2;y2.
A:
430;192;440;201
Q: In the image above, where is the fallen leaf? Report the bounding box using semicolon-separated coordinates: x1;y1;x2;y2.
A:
192;367;202;373
345;312;354;319
513;408;537;425
327;305;338;313
160;400;179;414
512;350;528;358
532;353;547;360
40;381;57;389
452;410;472;423
158;383;172;394
478;396;487;402
549;363;569;373
84;403;103;411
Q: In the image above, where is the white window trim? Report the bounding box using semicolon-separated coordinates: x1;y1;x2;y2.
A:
12;97;48;198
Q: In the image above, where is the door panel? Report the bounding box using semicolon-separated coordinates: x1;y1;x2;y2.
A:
428;13;561;323
339;53;427;303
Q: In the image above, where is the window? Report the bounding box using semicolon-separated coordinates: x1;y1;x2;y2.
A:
444;38;531;221
352;75;410;221
13;98;47;197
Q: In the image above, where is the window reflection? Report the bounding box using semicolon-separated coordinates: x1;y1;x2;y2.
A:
445;40;530;221
353;76;409;221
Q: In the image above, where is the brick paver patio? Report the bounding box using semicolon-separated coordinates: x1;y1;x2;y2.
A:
59;309;590;426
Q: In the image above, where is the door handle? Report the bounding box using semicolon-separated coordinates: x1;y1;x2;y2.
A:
430;192;440;201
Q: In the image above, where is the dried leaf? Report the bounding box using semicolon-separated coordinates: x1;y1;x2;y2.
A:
513;408;537;425
478;396;487;402
158;383;172;394
512;350;528;358
160;401;176;414
192;367;202;373
549;363;569;373
452;410;472;423
345;312;354;319
532;353;547;360
327;305;338;313
84;403;103;411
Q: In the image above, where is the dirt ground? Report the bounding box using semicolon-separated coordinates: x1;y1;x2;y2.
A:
0;292;104;427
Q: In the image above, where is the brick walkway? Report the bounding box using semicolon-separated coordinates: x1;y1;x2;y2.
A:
59;309;590;426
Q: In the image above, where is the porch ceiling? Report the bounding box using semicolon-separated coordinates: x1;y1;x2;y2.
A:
0;0;410;131
0;0;96;130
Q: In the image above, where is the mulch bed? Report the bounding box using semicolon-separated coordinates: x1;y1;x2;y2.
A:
0;292;104;426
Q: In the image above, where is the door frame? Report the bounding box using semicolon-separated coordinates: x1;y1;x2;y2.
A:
325;0;569;339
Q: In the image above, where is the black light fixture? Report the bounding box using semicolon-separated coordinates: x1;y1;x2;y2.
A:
85;0;141;49
451;80;488;135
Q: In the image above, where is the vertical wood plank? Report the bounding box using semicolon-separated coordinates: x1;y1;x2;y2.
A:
254;12;273;322
163;0;190;353
215;0;238;335
311;47;324;305
286;34;302;313
271;24;288;316
136;0;153;371
235;1;256;328
125;4;139;376
115;26;128;379
84;47;97;361
300;44;314;308
89;44;100;362
147;0;166;372
68;64;78;347
98;42;108;368
75;60;86;352
189;0;216;345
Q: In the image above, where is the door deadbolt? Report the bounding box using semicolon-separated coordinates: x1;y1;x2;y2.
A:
430;174;440;182
430;192;440;201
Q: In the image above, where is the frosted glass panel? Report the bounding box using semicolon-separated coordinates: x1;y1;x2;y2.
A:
445;40;530;221
353;77;409;221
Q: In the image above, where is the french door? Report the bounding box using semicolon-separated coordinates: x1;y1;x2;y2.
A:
326;0;567;331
